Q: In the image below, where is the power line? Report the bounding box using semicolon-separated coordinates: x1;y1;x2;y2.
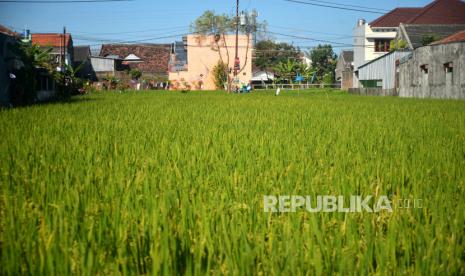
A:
0;0;133;3
85;33;189;46
74;26;188;36
283;0;465;20
283;0;384;14
266;30;350;46
294;0;389;12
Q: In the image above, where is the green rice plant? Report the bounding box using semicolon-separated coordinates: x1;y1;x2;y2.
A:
1;89;464;275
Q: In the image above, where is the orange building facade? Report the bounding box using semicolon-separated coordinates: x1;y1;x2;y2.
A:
169;34;253;90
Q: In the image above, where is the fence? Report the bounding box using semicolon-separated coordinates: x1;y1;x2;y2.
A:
252;83;341;90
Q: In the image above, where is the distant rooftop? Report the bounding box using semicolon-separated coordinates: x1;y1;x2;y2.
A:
370;0;465;28
32;33;72;47
432;29;465;44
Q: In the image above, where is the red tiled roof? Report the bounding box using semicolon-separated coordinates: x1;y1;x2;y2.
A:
370;8;423;27
370;0;465;28
100;44;172;74
0;24;19;37
431;29;465;44
32;33;72;47
407;0;465;24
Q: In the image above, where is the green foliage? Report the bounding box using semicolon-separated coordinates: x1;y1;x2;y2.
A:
190;10;234;35
212;60;228;90
129;68;142;80
254;40;301;72
322;72;334;87
273;60;315;84
102;75;120;90
1;91;465;274
421;34;440;46
309;44;337;83
191;10;266;36
9;42;54;105
390;39;408;51
274;59;299;83
55;63;85;96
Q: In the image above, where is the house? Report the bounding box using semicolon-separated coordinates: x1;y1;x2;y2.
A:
398;30;465;99
0;25;21;106
100;43;172;80
335;50;353;90
353;0;465;88
73;45;95;80
168;34;253;90
31;33;74;99
31;33;73;69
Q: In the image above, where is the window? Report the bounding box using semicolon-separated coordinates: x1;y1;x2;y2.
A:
374;39;391;52
420;64;429;74
444;62;453;73
445;62;453;84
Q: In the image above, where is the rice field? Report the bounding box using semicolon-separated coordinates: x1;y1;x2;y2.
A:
1;89;464;275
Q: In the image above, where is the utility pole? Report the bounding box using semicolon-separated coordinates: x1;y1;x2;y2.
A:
233;0;239;79
62;26;66;73
62;26;66;95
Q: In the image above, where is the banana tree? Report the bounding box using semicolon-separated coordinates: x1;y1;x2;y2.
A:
274;59;299;84
299;64;317;84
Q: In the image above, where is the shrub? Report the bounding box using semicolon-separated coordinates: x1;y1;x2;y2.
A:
129;69;142;80
212;61;228;90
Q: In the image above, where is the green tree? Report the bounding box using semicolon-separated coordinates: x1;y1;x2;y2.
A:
212;61;228;90
309;44;337;83
299;63;316;84
274;59;300;84
254;40;301;72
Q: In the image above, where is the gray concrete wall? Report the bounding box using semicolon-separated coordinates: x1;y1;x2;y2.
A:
398;42;465;99
349;88;397;96
341;70;353;90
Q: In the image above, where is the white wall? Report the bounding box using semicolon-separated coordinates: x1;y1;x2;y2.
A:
90;57;115;73
353;22;397;88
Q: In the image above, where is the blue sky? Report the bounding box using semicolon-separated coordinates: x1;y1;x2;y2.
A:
0;0;431;52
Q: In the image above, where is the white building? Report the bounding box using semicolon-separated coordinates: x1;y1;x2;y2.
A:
352;0;465;89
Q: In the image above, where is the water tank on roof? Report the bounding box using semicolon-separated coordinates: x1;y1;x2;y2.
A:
22;29;30;39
